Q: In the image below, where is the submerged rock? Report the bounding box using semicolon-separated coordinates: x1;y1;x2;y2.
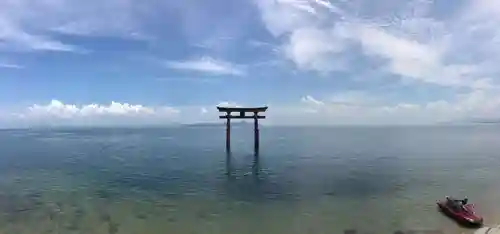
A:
99;213;111;223
108;221;119;234
136;213;148;220
0;193;42;216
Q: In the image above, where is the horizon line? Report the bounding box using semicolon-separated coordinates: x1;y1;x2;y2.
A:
1;122;498;130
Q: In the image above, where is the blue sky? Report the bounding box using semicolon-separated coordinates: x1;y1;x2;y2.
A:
1;0;500;126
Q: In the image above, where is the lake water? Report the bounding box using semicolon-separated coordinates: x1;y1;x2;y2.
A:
0;125;499;234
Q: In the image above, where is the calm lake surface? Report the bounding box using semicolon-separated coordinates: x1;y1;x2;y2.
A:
0;125;499;234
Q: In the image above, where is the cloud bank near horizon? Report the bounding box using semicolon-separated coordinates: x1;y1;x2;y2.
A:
2;91;500;127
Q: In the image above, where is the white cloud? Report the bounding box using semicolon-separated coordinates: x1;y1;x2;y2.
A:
0;0;158;53
0;19;82;52
284;27;348;72
255;0;500;89
255;0;351;73
255;0;323;37
300;95;325;113
463;0;500;24
348;23;494;89
301;95;324;106
7;100;180;126
165;57;245;76
216;101;241;107
286;90;500;125
27;100;159;118
0;62;23;69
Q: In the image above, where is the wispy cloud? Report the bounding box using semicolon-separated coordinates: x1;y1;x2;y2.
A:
301;95;325;106
255;0;500;90
247;40;275;48
0;19;83;52
193;36;234;50
0;0;160;53
155;77;223;83
0;63;24;69
165;57;245;76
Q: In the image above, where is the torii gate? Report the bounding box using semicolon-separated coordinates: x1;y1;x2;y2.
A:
216;106;268;152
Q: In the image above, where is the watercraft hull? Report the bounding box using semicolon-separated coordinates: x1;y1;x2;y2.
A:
437;201;483;227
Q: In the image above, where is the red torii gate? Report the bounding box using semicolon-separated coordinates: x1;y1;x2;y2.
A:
217;106;268;152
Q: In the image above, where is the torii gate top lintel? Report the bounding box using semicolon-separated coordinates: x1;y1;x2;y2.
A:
217;106;268;112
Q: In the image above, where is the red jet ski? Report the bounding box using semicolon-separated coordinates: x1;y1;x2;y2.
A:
437;196;483;226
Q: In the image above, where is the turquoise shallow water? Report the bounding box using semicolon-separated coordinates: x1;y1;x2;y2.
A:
0;125;499;234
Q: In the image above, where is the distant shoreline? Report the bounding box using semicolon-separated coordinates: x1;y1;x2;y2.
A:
184;121;253;127
1;122;499;130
